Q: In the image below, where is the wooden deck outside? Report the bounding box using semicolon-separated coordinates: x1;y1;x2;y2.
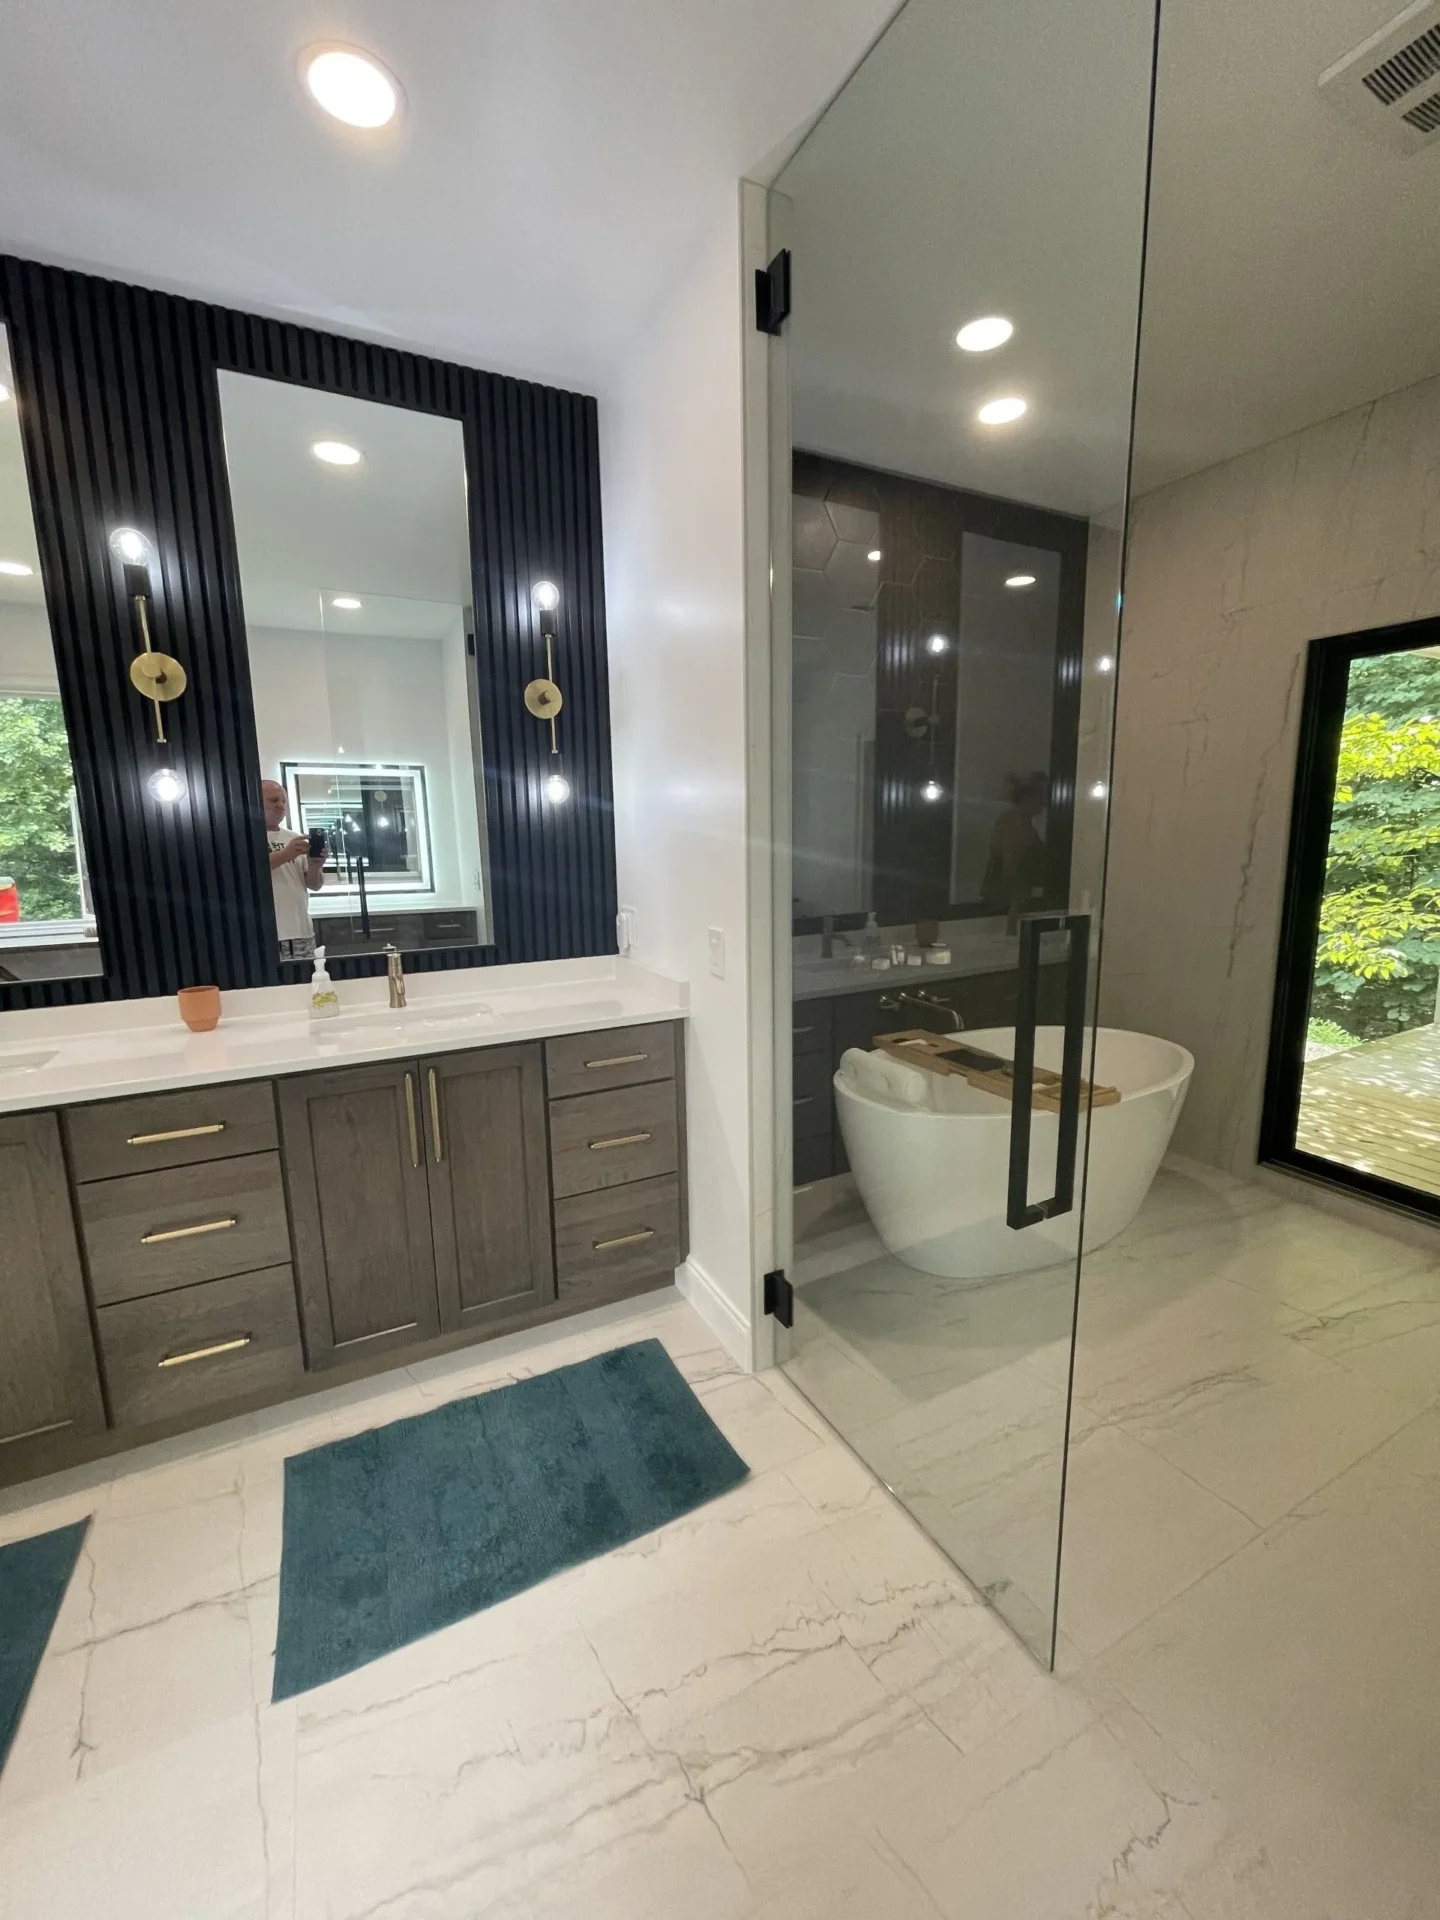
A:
1297;1022;1440;1197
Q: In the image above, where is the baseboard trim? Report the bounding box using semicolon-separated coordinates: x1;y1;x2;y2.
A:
676;1259;754;1372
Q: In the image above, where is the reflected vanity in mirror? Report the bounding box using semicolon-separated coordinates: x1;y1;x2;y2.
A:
219;373;489;967
0;323;102;985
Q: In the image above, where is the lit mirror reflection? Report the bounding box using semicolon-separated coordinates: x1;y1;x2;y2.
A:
218;374;489;965
0;323;101;985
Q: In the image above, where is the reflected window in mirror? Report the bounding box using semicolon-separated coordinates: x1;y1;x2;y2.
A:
218;372;489;967
0;322;103;986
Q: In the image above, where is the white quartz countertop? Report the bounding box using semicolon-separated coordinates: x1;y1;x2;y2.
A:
793;934;1023;1001
0;958;687;1113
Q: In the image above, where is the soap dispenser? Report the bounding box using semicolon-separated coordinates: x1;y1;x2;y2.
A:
309;945;339;1020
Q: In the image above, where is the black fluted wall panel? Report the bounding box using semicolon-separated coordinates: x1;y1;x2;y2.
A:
0;257;616;1010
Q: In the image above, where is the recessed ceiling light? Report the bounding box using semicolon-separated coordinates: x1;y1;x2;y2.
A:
956;315;1013;353
312;440;362;467
1005;573;1037;589
0;559;33;577
867;548;882;563
331;595;362;610
303;46;401;129
977;396;1027;426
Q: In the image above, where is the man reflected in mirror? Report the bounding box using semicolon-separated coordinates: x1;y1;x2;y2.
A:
262;778;324;960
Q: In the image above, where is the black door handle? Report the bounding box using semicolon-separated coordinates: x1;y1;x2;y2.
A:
1006;910;1091;1230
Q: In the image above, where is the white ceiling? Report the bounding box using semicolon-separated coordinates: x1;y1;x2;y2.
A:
218;372;469;637
0;0;898;395
1135;0;1440;491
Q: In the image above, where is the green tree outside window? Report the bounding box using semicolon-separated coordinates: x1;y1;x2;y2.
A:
0;694;84;922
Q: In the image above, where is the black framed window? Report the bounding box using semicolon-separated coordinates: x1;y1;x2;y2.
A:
1262;615;1440;1215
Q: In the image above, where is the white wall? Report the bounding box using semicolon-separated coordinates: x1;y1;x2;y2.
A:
602;198;756;1364
1100;373;1440;1171
0;602;60;694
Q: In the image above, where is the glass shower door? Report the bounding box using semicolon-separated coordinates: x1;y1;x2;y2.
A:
769;0;1159;1665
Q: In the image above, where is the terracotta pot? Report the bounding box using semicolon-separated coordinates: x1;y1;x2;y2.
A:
177;984;221;1033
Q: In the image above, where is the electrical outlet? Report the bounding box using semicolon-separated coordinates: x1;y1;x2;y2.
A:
708;927;726;979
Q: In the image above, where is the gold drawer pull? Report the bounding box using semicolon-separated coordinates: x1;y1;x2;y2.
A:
157;1334;252;1369
588;1131;652;1151
593;1227;656;1252
140;1216;237;1245
126;1122;226;1146
585;1052;649;1069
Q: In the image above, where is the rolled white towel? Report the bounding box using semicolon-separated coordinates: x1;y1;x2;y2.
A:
838;1047;928;1108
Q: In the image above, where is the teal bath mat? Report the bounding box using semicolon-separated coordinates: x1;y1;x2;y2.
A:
272;1338;748;1699
0;1518;88;1773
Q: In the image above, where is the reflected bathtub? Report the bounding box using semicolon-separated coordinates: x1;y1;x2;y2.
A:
835;1026;1193;1278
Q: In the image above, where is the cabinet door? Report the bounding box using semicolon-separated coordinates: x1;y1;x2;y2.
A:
422;1044;555;1333
0;1112;106;1474
278;1062;440;1368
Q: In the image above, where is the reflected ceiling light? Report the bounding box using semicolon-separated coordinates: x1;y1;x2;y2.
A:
1090;781;1108;800
109;526;153;565
1005;573;1036;589
331;595;362;610
0;559;33;577
544;771;572;805
977;396;1027;426
0;382;10;403
1097;655;1114;674
531;579;560;611
146;765;187;804
303;46;401;129
922;779;944;803
956;315;1013;353
375;813;390;828
926;633;949;655
312;439;362;467
867;548;882;563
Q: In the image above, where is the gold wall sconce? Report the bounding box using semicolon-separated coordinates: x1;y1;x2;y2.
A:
525;579;571;803
111;526;186;745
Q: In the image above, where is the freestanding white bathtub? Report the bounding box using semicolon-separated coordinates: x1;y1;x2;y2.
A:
835;1026;1193;1278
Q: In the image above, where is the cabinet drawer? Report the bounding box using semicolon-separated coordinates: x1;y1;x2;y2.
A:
792;1001;833;1058
65;1080;278;1182
554;1175;681;1306
545;1022;676;1100
97;1265;304;1430
548;1080;679;1198
78;1152;292;1306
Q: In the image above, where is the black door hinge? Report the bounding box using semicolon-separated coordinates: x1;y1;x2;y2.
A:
763;1269;794;1328
754;249;792;335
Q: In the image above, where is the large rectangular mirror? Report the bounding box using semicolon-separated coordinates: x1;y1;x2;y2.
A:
218;372;489;966
0;322;102;985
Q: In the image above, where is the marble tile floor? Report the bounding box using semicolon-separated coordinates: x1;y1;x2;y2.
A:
0;1175;1433;1917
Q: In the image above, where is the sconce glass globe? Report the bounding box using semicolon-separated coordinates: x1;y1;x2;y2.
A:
110;526;153;566
922;779;943;803
544;771;572;804
531;580;560;613
147;765;187;804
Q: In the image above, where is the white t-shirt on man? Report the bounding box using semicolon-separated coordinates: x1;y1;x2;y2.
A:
268;830;314;943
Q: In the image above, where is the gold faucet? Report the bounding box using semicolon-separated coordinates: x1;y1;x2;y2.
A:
385;943;407;1009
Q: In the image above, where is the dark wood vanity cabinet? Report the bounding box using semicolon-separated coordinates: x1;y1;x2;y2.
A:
279;1042;559;1366
424;1045;554;1334
278;1060;443;1368
0;1112;106;1474
0;1018;687;1483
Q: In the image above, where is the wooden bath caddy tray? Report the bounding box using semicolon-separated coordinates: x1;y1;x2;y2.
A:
873;1029;1120;1112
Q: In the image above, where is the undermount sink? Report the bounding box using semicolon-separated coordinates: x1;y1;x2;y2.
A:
0;1049;58;1074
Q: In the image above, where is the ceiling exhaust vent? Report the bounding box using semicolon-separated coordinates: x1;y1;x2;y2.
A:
1319;0;1440;150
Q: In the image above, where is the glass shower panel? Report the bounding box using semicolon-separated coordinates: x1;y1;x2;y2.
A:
772;0;1157;1665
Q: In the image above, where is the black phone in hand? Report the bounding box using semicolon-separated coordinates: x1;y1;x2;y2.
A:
307;827;328;859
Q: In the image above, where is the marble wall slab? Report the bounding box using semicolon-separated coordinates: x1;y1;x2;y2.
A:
1099;373;1440;1170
